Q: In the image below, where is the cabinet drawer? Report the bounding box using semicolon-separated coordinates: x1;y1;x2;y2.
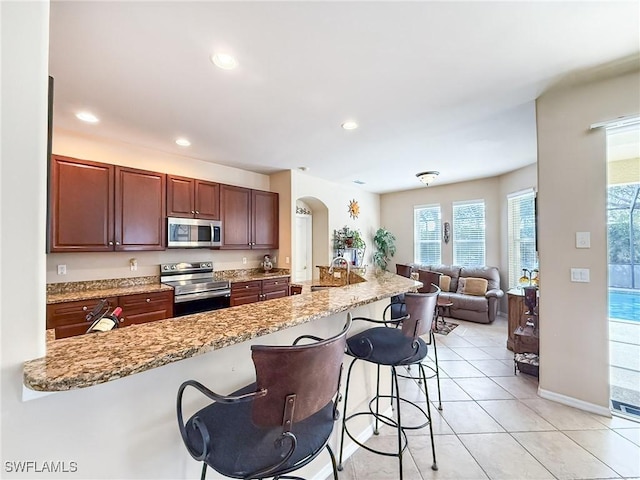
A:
47;297;118;329
262;277;289;291
119;291;173;324
119;291;173;310
231;280;262;293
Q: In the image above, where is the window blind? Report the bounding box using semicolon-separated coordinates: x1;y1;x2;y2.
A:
414;204;441;265
507;190;536;287
453;200;485;266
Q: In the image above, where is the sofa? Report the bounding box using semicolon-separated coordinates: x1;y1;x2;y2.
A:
413;264;504;324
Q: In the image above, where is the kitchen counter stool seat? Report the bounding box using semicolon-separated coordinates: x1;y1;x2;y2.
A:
177;316;351;480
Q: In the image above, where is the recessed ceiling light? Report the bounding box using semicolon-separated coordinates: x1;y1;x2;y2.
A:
341;121;358;130
210;53;238;70
298;166;309;172
175;138;191;147
76;111;99;123
353;180;366;185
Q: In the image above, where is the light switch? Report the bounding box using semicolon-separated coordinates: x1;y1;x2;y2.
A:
57;264;67;275
576;232;591;248
570;268;590;282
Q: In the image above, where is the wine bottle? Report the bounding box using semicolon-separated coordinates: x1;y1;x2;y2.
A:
87;307;123;333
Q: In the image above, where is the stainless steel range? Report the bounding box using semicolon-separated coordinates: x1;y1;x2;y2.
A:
160;262;231;317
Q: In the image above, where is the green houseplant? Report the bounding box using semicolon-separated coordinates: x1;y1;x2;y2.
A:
372;227;396;272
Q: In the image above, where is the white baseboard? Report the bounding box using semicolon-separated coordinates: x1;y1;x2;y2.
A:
537;387;611;417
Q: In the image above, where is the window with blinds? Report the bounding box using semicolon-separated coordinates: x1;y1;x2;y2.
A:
453;200;485;266
414;204;441;265
507;190;537;287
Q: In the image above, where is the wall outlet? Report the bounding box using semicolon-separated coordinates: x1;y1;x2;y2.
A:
242;257;247;265
570;268;590;282
272;256;276;263
576;232;591;248
286;257;290;264
130;258;138;271
57;264;67;275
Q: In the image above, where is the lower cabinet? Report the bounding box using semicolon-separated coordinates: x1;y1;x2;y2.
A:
47;291;174;339
230;277;290;307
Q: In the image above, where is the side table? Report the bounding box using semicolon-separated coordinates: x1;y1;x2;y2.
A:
513;317;539;377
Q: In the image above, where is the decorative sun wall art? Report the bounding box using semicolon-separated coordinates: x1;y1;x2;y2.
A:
348;199;360;219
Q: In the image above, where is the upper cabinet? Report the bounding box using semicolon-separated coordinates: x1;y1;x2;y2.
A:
167;175;220;220
50;155;166;252
220;185;278;250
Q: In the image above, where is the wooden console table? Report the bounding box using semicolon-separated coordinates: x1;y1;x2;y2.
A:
507;289;528;351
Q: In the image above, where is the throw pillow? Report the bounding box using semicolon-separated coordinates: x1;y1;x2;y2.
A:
463;277;489;296
439;275;451;292
456;277;466;294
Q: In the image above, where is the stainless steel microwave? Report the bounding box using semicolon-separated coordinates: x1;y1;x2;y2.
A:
167;217;222;248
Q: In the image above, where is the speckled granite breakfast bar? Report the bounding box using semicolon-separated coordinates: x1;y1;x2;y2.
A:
25;271;420;392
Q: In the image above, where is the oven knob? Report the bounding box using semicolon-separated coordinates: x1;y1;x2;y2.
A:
207;263;212;268
162;265;169;271
171;265;177;270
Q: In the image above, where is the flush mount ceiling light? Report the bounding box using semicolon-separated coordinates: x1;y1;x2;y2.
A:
175;138;191;147
210;53;238;70
341;121;358;130
416;171;440;186
75;111;99;123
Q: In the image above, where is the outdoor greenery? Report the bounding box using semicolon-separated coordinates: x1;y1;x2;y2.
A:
372;227;397;271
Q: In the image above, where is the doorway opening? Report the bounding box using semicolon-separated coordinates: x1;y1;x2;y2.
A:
293;197;329;283
606;121;640;419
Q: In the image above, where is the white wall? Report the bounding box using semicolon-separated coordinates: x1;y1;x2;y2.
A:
380;177;502;268
536;65;640;413
291;170;380;275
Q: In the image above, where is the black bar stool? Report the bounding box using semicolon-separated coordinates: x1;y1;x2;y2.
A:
177;315;352;480
338;291;440;479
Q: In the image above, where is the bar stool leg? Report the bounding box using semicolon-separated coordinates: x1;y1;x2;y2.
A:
419;363;438;471
337;358;357;471
200;462;207;480
326;444;339;480
431;331;443;410
375;364;381;435
391;366;404;480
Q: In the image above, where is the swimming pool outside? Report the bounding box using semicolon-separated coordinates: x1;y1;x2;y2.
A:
609;289;640;322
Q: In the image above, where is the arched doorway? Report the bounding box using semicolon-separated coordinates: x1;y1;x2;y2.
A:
293;197;329;282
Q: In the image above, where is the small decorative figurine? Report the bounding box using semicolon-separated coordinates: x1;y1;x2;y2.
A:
262;254;273;273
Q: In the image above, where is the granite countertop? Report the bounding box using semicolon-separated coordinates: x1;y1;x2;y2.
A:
217;269;291;283
26;271;420;392
47;283;174;304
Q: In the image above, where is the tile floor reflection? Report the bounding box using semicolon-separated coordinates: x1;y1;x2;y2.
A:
334;315;640;480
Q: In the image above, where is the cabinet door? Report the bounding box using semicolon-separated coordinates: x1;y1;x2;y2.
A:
167;175;195;218
195;180;220;220
220;184;252;249
50;155;114;252
118;291;174;326
507;293;528;351
114;167;166;251
252;190;279;249
230;280;261;306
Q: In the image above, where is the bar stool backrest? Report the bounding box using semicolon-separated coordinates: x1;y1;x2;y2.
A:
402;291;439;339
250;317;350;428
417;269;442;294
395;263;413;278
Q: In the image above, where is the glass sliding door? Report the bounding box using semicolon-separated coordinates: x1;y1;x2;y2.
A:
606;122;640;419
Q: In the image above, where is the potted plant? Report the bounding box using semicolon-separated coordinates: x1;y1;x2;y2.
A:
372;227;396;272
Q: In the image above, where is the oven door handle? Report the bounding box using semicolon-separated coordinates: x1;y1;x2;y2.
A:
174;290;231;303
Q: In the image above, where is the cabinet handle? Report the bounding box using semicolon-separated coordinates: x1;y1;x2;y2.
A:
146;298;150;302
116;241;120;245
82;306;88;311
245;285;249;289
191;210;195;214
274;282;278;285
195;211;199;214
109;241;114;245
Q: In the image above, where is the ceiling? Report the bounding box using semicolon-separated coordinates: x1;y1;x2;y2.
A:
48;1;640;194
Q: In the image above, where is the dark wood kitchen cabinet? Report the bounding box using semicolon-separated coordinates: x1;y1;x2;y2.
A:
167;175;220;220
220;185;278;250
50;155;166;252
47;297;119;339
118;291;173;326
47;291;173;339
230;277;289;306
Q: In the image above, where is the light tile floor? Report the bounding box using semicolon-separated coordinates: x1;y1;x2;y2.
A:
335;316;640;480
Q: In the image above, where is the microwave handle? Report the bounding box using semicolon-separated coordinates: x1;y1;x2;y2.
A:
211;223;215;244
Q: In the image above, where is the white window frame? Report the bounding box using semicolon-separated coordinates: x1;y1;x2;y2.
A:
414;204;441;266
507;189;537;287
452;200;486;267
